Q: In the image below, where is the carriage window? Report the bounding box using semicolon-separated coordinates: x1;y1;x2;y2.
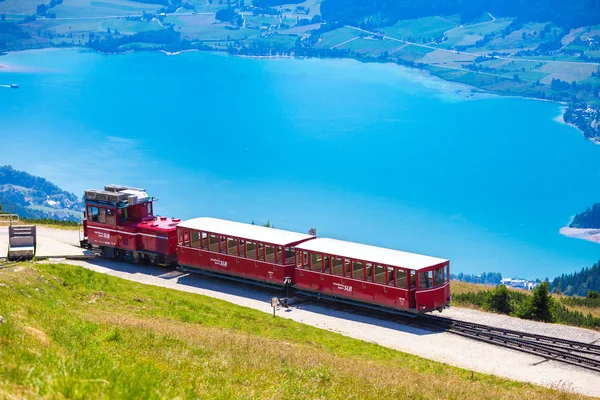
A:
396;269;407;288
178;229;184;245
353;261;364;280
277;246;284;264
265;244;275;263
418;271;432;289
246;241;257;259
201;232;208;249
98;208;106;224
410;270;416;289
258;243;265;261
296;250;303;268
219;236;227;253
209;234;219;252
191;231;201;248
285;247;294;264
183;229;190;247
106;209;115;225
303;251;309;269
332;257;343;276
374;265;386;284
365;263;373;282
344;258;351;277
228;237;238;255
323;255;331;274
387;267;395;286
434;267;444;287
239;239;245;257
446;264;450;282
311;253;322;271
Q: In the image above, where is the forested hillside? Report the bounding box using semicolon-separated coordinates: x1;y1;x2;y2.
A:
570;203;600;229
0;165;83;221
320;0;600;29
550;261;600;296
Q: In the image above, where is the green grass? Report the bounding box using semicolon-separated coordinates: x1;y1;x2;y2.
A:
0;263;589;399
314;27;359;48
382;16;456;41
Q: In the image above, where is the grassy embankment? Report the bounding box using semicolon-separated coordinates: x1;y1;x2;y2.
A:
0;262;588;399
451;280;600;321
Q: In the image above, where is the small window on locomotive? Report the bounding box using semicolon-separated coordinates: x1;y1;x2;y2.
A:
201;232;208;249
332;257;343;276
396;269;407;288
191;231;201;248
228;237;238;255
323;255;331;274
374;264;386;284
246;241;257;259
353;261;364;280
258;243;265;261
106;209;115;225
147;203;152;215
434;267;443;287
365;263;373;282
98;208;106;224
265;244;275;262
209;234;219;252
310;252;322;271
344;258;351;277
88;206;99;222
296;250;303;268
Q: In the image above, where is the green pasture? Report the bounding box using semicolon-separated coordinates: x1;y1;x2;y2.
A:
382;16;457;41
314;26;359;48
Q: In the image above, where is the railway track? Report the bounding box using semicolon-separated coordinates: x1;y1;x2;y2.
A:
420;314;600;373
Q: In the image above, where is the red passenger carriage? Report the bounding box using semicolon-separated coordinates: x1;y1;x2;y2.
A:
295;238;450;312
176;217;314;286
82;185;179;266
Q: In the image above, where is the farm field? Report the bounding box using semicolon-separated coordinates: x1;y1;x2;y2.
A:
0;262;590;399
381;16;457;42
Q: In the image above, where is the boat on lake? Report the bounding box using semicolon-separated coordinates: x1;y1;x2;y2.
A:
10;84;19;89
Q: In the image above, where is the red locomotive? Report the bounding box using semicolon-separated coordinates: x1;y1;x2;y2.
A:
82;185;180;266
82;185;450;313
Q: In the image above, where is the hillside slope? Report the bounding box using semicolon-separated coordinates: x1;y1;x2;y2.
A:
0;165;83;221
0;262;588;399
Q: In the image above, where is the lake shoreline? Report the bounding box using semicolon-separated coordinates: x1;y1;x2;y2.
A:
560;226;600;244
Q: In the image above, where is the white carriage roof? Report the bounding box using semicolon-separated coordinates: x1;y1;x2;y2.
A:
178;217;315;246
296;238;448;271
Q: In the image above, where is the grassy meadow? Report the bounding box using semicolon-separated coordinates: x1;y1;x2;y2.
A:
0;262;590;399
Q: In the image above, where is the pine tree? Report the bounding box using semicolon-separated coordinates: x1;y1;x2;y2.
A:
484;284;512;314
530;282;554;322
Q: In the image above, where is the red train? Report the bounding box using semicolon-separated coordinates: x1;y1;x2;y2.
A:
82;185;451;313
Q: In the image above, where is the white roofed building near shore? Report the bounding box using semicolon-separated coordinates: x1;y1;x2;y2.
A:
177;217;315;246
296;238;448;271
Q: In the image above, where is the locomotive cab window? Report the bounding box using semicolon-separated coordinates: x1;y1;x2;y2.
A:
98;208;106;224
88;206;99;222
106;209;115;225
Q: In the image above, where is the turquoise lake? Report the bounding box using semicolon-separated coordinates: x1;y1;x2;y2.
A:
1;48;600;279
